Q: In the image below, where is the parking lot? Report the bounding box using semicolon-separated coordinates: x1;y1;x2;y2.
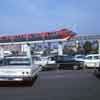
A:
0;69;100;100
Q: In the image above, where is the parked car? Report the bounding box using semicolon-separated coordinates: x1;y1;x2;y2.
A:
43;56;56;70
32;56;56;70
53;55;83;70
83;54;100;68
32;56;48;67
0;56;41;82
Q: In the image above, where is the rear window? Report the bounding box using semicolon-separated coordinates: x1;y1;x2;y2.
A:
94;56;100;60
85;56;92;60
0;58;31;66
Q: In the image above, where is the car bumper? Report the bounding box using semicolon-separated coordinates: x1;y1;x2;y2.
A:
0;76;33;81
0;75;39;86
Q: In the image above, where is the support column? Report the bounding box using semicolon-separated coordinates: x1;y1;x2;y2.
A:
0;47;4;58
21;43;31;57
58;42;63;55
75;40;80;53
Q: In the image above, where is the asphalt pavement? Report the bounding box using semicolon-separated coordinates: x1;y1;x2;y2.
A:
0;69;100;100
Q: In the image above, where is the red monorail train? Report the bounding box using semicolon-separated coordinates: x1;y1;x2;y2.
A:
0;29;76;43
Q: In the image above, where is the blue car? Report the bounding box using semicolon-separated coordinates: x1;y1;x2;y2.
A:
53;55;83;70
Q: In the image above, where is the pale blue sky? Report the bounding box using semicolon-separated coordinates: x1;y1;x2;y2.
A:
0;0;100;35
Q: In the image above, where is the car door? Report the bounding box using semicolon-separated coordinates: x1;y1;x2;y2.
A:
84;56;94;67
93;56;100;67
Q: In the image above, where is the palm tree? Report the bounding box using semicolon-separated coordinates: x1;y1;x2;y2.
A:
83;41;93;54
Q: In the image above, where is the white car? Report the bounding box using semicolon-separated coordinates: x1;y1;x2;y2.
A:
44;56;56;69
0;56;41;82
32;56;56;70
32;56;48;67
83;54;100;68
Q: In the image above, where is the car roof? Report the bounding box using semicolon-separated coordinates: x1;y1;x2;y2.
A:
86;54;100;57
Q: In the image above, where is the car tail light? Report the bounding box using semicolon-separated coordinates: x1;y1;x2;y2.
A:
26;72;29;74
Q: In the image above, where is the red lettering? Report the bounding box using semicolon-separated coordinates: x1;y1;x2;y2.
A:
27;34;33;39
0;36;3;40
22;34;27;39
38;33;42;38
22;34;25;39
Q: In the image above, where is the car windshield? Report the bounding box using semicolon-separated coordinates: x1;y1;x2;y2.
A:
0;58;31;66
54;55;74;61
76;55;85;59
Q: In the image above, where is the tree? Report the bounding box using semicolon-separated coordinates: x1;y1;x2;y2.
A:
63;47;75;55
92;40;99;54
83;41;92;54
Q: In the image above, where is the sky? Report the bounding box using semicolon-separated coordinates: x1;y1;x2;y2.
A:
0;0;100;36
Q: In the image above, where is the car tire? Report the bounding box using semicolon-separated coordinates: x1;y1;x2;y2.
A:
39;65;43;71
83;64;87;70
73;65;79;70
